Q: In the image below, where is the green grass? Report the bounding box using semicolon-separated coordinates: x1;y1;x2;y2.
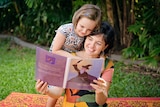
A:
0;39;160;101
0;39;37;100
110;62;160;97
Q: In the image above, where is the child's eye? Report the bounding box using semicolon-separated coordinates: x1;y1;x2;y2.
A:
87;29;92;32
81;25;84;28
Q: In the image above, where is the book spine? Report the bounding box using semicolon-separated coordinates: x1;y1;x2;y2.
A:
62;58;71;88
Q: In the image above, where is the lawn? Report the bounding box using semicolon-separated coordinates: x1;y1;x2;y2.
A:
0;39;160;101
0;39;37;100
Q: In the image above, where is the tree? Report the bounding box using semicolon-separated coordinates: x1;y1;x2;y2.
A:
123;0;160;67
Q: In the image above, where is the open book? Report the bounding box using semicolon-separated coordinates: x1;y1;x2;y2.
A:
35;47;104;90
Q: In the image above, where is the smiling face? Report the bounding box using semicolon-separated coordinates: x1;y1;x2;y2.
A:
84;34;107;58
74;17;97;37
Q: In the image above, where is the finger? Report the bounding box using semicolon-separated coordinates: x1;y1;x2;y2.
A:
97;78;105;83
93;79;105;87
92;79;99;84
36;80;47;94
39;82;48;94
98;78;107;87
92;79;107;91
90;83;102;92
36;79;40;86
35;79;42;90
36;80;44;90
90;83;98;89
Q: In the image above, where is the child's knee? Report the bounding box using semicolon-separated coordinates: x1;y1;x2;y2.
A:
48;85;64;98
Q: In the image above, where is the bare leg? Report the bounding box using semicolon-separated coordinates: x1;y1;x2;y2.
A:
46;86;64;107
46;96;57;107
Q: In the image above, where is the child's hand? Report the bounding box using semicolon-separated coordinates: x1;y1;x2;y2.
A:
90;77;108;97
35;79;49;94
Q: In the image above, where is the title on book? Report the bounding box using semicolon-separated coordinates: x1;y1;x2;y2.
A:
46;55;56;64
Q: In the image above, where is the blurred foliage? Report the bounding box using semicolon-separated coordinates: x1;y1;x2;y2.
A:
122;0;160;67
0;0;72;46
15;0;72;46
0;0;104;46
0;0;20;33
0;0;160;68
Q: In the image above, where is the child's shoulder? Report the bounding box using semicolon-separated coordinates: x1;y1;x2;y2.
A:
58;23;74;31
60;23;73;28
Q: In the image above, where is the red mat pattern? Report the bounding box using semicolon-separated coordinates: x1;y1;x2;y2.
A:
0;92;160;107
107;97;160;107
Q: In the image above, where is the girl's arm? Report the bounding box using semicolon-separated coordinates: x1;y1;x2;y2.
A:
51;31;79;57
51;31;66;52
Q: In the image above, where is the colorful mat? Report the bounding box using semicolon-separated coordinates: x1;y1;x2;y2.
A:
0;92;160;107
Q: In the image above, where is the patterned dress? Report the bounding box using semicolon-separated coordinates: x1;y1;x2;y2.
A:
62;58;114;107
49;23;84;53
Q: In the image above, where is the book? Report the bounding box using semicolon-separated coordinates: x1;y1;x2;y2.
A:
35;47;104;90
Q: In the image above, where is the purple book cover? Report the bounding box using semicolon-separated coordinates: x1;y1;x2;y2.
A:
35;47;67;87
65;58;104;90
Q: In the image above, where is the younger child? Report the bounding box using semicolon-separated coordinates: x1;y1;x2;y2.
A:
49;4;102;54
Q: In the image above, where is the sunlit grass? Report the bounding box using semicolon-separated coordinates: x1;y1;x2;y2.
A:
0;39;37;100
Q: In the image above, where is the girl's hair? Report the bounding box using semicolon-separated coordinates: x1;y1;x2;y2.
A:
99;22;115;55
72;4;102;32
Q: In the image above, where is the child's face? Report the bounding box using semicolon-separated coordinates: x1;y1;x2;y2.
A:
75;17;97;37
84;34;106;58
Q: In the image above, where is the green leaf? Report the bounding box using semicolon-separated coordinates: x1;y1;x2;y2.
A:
150;48;160;57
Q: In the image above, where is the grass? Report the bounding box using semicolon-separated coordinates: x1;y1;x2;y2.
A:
0;39;160;101
110;62;160;97
0;39;37;100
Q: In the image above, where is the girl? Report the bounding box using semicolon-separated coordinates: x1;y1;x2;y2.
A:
49;4;102;54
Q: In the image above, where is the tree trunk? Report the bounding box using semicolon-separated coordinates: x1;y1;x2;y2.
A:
122;0;127;46
116;0;122;42
127;0;135;47
131;0;135;24
106;0;114;27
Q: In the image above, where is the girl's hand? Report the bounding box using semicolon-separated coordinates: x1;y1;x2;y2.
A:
90;77;108;97
35;79;49;94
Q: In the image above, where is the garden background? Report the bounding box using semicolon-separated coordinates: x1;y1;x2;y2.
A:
0;0;160;101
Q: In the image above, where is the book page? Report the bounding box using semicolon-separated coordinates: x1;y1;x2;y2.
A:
35;47;67;87
66;58;104;90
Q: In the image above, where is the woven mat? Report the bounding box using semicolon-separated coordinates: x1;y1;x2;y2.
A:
0;92;160;107
107;97;160;107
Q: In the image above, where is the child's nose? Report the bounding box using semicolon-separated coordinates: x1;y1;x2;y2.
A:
82;28;87;34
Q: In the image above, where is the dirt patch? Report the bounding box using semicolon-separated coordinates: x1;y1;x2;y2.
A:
122;63;160;79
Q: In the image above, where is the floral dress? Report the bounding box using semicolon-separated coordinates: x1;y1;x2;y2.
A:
49;23;84;53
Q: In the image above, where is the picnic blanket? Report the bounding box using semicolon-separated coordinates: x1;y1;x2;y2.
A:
0;92;160;107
